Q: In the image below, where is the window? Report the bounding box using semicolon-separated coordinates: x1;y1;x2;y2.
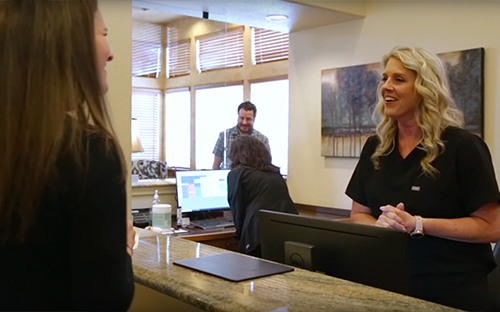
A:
251;28;289;64
165;89;191;168
196;26;244;72
132;89;162;161
133;18;289;171
132;21;162;162
195;85;244;169
167;26;190;78
132;21;162;78
251;79;289;175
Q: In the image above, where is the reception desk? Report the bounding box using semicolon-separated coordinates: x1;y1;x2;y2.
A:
130;229;460;312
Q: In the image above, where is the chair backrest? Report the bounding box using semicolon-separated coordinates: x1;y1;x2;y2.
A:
131;160;167;179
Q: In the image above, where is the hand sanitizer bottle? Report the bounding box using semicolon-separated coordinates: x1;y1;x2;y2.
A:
152;190;160;206
151;203;172;232
150;190;159;226
150;190;172;232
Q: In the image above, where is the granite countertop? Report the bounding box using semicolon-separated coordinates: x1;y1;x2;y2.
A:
132;229;460;312
132;178;176;188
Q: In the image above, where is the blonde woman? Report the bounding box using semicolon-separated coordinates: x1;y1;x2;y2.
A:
0;0;134;309
346;46;500;310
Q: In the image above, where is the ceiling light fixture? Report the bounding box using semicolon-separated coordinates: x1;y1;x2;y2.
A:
265;14;288;21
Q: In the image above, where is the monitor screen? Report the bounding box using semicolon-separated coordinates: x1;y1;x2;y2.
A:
258;210;412;296
175;169;230;213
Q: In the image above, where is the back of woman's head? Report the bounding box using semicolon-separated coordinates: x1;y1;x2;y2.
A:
1;0;100;115
0;0;123;243
1;0;101;152
229;136;278;172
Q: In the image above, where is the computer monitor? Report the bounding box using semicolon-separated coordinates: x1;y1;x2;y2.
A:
175;169;230;215
258;210;412;296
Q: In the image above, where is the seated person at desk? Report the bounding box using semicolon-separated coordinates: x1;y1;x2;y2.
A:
212;101;270;169
346;46;500;311
227;136;298;257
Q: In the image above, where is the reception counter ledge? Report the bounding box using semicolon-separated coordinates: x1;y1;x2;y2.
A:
130;229;460;312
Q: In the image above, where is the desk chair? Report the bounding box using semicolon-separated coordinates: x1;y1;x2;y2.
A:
131;160;167;180
488;242;500;311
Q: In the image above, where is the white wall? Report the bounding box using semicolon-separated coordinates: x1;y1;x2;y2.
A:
100;0;132;210
287;1;500;210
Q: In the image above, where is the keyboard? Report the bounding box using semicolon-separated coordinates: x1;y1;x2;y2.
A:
190;218;235;230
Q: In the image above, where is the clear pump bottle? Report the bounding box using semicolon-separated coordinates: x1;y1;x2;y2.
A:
152;190;160;206
150;190;159;226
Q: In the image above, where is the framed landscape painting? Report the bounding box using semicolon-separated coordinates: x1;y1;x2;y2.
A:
321;47;484;157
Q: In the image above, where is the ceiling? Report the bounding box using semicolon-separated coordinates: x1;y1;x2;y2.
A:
132;0;365;33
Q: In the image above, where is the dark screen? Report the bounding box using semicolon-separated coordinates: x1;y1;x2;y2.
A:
258;210;412;296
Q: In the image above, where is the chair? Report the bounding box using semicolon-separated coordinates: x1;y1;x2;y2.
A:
131;160;167;180
488;242;500;311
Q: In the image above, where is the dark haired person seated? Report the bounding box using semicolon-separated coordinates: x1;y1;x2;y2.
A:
227;136;298;257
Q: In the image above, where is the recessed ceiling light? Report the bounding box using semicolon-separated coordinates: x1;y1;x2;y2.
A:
266;14;288;21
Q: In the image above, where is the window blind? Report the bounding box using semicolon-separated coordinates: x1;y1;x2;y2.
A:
132;21;162;78
196;26;244;72
131;89;161;161
167;38;190;78
251;27;289;64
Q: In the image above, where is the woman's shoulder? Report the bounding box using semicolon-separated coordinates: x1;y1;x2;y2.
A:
360;134;380;153
228;167;257;185
228;166;248;178
443;126;490;154
230;166;257;175
230;166;277;177
443;126;483;145
443;126;476;138
366;134;380;144
84;129;111;145
81;131;123;174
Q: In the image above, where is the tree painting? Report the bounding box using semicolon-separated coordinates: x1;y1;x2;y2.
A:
321;47;484;157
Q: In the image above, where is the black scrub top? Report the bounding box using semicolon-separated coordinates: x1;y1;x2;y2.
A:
346;126;499;275
228;166;298;255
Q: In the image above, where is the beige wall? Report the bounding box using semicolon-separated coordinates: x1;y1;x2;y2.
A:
98;0;500;212
100;0;132;211
287;1;500;210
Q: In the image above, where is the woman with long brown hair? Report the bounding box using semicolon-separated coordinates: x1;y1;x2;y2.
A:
0;0;134;309
228;135;297;257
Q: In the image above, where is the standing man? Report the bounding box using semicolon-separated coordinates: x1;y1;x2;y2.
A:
212;101;270;169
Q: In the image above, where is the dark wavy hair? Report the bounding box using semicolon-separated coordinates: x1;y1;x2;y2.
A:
229;136;278;172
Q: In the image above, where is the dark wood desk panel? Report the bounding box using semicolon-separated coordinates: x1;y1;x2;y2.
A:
179;228;239;252
295;203;351;220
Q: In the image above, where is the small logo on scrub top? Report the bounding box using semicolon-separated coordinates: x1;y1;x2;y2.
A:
411;186;421;191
